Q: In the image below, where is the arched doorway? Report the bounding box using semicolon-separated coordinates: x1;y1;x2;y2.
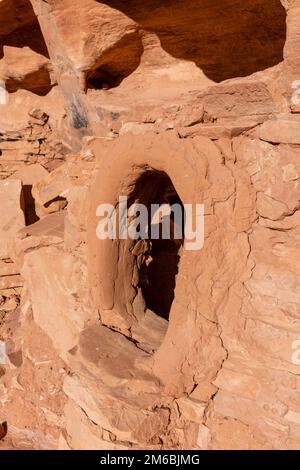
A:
88;132;225;392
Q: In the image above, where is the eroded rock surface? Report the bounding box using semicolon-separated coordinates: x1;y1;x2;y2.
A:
0;0;300;450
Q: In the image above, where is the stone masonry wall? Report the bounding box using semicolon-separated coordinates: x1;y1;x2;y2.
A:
0;0;300;450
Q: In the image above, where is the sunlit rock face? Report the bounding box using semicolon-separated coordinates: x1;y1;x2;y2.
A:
0;0;300;451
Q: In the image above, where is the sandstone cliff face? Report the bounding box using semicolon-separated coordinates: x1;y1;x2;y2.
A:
0;0;300;450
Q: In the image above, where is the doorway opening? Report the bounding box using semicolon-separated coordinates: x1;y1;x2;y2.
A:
127;170;184;321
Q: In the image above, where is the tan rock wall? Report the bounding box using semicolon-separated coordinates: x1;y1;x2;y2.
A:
0;0;300;450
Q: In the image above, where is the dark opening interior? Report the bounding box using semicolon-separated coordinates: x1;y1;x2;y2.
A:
20;185;39;226
128;170;184;321
97;0;286;83
0;421;7;441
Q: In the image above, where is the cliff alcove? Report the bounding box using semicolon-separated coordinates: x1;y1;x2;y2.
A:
96;0;287;82
0;0;54;95
1;0;300;452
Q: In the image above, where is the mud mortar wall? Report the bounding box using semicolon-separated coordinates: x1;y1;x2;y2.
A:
0;0;300;450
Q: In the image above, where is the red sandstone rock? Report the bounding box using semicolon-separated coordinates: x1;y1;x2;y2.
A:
258;119;300;144
0;0;300;452
0;180;25;258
